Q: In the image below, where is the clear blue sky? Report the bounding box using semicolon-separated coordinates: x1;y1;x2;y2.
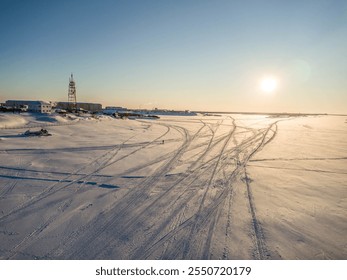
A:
1;0;346;113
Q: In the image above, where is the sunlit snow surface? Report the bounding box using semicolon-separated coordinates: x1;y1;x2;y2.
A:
0;113;346;259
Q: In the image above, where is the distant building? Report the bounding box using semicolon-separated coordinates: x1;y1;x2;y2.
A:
5;100;52;113
103;106;128;115
105;106;127;110
56;102;102;113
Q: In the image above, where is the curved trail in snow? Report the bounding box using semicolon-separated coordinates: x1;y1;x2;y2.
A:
0;115;306;260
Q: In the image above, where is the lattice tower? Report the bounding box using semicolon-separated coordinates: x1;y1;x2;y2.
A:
68;73;77;111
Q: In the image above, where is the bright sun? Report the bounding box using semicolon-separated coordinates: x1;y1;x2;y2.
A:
260;77;278;93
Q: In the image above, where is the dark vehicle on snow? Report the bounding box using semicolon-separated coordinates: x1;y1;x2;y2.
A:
23;128;52;137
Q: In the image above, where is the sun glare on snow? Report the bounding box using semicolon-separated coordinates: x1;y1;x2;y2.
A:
260;76;278;93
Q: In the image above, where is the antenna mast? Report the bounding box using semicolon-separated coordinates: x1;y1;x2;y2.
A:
68;73;77;112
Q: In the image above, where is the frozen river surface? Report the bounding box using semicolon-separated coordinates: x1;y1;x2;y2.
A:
0;113;346;259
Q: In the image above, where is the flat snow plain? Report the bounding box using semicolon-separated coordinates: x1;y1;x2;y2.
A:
0;113;346;259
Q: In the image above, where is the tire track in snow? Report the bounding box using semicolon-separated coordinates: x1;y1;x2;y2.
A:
136;185;229;259
133;119;273;259
243;172;268;259
0;124;171;223
135;119;278;259
65;119;231;259
222;189;234;259
128;120;238;259
2;125;172;259
86;122;219;259
2;116;288;260
0;134;132;223
242;122;278;259
182;118;236;259
51;123;192;259
1;139;132;259
0;156;23;199
121;122;229;259
182;120;278;259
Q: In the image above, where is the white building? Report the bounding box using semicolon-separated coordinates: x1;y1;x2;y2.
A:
56;102;102;113
5;100;52;113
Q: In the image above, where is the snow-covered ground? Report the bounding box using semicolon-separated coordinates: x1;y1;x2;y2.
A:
0;112;346;259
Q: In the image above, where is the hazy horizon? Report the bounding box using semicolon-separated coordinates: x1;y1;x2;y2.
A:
1;0;346;114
